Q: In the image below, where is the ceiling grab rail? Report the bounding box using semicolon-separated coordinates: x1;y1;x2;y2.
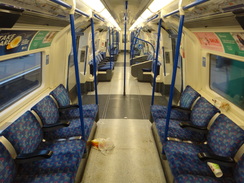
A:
50;0;89;17
91;18;99;105
163;0;209;18
151;18;162;106
124;1;128;96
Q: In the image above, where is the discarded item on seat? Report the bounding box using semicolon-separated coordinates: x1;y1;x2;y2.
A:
88;138;115;154
207;162;223;178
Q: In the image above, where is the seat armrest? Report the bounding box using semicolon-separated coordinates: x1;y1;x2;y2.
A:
198;152;236;167
171;105;192;113
59;104;79;111
15;150;53;163
42;121;70;131
179;122;208;134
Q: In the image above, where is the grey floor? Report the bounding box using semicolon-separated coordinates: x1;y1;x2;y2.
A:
81;54;167;183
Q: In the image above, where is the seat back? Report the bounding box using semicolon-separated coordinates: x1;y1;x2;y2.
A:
179;85;200;109
50;84;71;107
235;154;244;183
190;97;220;126
0;141;16;183
1;111;43;154
31;96;59;125
208;114;244;157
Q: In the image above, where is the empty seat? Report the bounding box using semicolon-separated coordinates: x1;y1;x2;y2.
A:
174;154;244;183
151;85;201;122
155;97;220;143
1;111;86;178
164;114;244;179
0;140;75;183
50;84;99;121
31;96;94;140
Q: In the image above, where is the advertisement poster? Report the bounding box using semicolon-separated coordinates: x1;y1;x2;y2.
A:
216;32;244;57
29;31;57;50
0;31;37;56
194;32;224;52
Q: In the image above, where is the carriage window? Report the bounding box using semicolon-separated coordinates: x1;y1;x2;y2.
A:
210;54;244;109
0;53;42;111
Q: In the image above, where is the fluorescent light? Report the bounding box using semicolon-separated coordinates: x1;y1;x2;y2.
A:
135;17;144;25
141;9;153;20
108;17;121;30
129;17;144;31
149;0;174;13
100;9;112;19
82;0;105;12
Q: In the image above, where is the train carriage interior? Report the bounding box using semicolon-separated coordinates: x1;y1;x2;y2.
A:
0;0;244;182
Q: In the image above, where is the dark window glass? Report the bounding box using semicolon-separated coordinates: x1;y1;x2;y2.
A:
210;54;244;109
0;53;42;111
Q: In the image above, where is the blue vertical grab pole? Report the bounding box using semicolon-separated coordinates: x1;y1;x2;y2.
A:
124;1;128;96
109;28;112;71
163;4;185;145
91;18;98;105
69;14;85;140
151;18;162;106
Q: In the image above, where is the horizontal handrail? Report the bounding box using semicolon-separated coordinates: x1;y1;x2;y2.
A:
164;0;209;18
50;0;89;17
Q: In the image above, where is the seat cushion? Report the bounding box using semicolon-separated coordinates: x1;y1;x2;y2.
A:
155;118;206;144
151;105;190;122
18;139;85;175
50;84;70;107
179;85;200;108
0;142;16;183
31;96;59;125
164;141;233;178
14;173;75;183
1;111;43;154
190;97;219;127
207;114;244;157
44;118;94;141
60;104;98;121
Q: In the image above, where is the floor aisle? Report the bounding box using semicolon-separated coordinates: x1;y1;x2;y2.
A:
81;119;166;183
81;53;167;183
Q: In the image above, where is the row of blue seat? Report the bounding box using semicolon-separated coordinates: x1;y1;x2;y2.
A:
151;85;244;182
130;53;153;65
89;52;115;73
0;84;98;182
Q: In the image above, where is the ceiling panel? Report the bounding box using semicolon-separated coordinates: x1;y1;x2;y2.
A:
101;0;153;29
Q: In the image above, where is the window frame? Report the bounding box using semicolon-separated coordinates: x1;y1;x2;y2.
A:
0;51;44;112
209;53;244;110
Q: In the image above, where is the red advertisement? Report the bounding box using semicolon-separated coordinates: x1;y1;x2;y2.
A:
194;32;224;52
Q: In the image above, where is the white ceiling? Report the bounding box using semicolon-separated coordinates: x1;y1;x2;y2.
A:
101;0;153;28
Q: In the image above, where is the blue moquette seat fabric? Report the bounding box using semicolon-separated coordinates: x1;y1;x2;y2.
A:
151;85;200;122
174;154;244;183
31;96;94;140
164;114;244;178
0;141;75;183
50;84;98;121
0;111;86;179
155;97;219;143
